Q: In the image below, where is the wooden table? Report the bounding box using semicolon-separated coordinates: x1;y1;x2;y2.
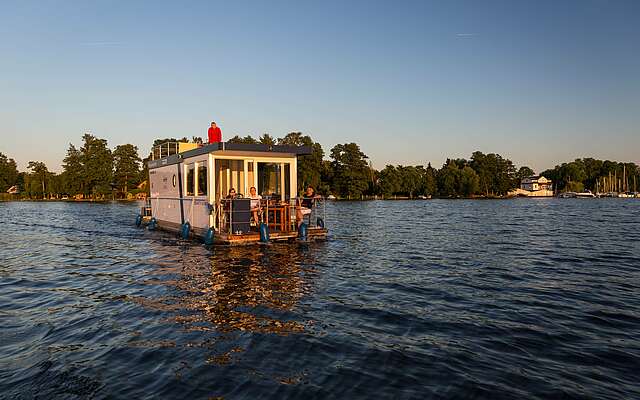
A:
265;204;291;232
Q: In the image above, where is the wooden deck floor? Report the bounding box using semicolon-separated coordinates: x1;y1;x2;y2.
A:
214;228;328;245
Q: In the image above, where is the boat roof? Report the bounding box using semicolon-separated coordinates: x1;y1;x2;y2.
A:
148;142;312;169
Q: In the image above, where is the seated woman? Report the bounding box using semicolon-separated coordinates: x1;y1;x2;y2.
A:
296;185;320;228
222;188;237;229
248;186;262;224
225;188;238;203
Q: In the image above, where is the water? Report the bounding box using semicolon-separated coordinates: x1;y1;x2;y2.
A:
1;199;639;399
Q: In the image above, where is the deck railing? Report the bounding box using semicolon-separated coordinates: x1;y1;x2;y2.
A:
216;196;326;235
151;142;180;160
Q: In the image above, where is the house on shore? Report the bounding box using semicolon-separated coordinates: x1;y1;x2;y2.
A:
509;176;554;197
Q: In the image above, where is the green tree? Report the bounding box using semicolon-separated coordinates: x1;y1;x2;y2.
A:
437;161;461;197
470;151;517;195
80;133;113;197
27;161;49;197
259;134;277;145
61;144;83;194
399;165;424;198
459;166;480;197
279;132;324;193
0;152;19;192
113;144;141;195
319;160;334;195
516;166;534;181
424;163;437;196
329;143;369;198
378;165;401;197
227;135;258;144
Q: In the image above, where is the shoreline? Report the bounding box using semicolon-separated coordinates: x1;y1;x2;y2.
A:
2;196;637;203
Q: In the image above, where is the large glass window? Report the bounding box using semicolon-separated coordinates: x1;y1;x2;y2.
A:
197;164;207;196
258;163;282;198
215;159;245;200
186;165;194;196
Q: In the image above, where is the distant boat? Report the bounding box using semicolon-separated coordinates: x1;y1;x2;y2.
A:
575;190;595;198
558;190;595;198
327;195;337;200
6;185;18;194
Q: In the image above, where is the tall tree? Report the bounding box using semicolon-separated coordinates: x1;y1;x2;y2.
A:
113;144;141;195
516;166;534;181
378;165;401;197
459;166;480;197
0;152;19;192
62;144;83;194
424;163;437;196
259;134;277;145
279;132;324;193
329;143;369;198
437;161;461;197
470;151;517;195
80;133;113;197
27;161;49;197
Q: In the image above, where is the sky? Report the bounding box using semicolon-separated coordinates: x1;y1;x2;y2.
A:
1;0;639;173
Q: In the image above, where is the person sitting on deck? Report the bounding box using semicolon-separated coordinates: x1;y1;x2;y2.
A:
222;188;238;231
248;186;262;224
207;121;222;143
225;188;238;200
296;185;320;228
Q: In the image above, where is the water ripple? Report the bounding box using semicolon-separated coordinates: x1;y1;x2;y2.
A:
1;199;639;399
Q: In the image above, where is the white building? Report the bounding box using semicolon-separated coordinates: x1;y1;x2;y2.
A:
521;176;553;192
509;176;554;197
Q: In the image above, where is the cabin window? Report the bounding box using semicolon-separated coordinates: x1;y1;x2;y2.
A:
186;165;195;196
247;161;254;191
172;174;177;188
214;159;245;199
258;162;282;198
197;164;207;196
284;163;290;199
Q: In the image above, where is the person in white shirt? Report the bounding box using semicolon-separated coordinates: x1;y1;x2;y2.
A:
249;186;262;224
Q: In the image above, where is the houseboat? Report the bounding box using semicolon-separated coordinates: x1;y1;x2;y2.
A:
142;141;328;245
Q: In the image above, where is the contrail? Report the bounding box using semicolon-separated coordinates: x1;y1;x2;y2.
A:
80;41;122;47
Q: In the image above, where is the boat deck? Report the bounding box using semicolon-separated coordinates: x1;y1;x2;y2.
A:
153;221;327;245
214;228;327;245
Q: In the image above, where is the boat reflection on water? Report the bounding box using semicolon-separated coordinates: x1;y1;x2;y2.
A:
129;240;322;365
174;246;318;335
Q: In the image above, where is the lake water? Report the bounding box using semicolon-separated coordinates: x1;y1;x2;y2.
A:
1;199;639;399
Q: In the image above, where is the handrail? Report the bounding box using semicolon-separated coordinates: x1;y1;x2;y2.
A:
151;142;181;160
150;195;326;235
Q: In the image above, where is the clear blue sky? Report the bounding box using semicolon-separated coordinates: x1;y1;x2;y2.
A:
1;0;638;173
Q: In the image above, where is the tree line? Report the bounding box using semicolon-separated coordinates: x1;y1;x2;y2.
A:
1;131;639;200
226;134;532;198
540;158;639;194
0;133;143;199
